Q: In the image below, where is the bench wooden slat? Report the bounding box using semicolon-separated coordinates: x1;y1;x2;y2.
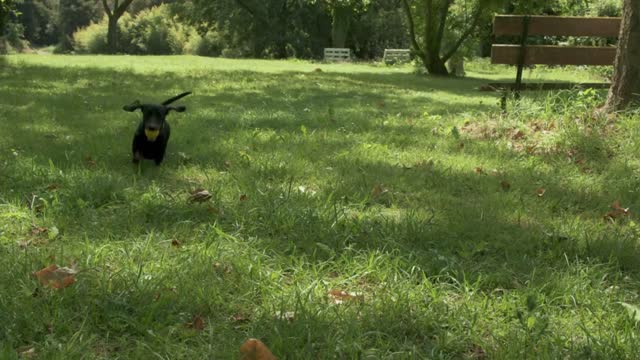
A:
494;15;621;37
491;45;616;65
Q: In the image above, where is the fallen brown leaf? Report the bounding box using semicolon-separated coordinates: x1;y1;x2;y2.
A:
231;313;251;323
207;206;224;216
84;155;96;168
31;226;48;236
17;346;36;359
328;289;364;304
536;188;546;197
468;344;487;359
274;311;296;322
511;129;526;140
33;264;77;289
240;194;248;201
604;200;630;221
370;184;388;199
186;315;205;331
188;188;212;203
240;338;277;360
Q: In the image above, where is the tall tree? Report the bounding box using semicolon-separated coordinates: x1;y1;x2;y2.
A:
605;0;640;111
318;0;370;48
400;0;500;75
101;0;134;53
58;0;100;51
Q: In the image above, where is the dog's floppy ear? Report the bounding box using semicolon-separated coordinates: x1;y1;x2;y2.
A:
123;100;142;112
166;105;186;113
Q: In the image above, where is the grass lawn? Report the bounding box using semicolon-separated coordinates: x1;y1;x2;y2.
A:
2;55;640;359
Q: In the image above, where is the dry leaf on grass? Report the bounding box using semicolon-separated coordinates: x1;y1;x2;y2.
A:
240;194;248;201
84;155;96;168
536;188;546;197
33;264;77;289
240;338;277;360
371;184;388;198
31;226;48;236
604;201;630;221
231;313;251;323
17;346;36;358
328;289;364;304
186;315;205;330
188;188;212;203
274;311;296;322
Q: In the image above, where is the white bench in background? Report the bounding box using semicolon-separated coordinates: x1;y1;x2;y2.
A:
324;48;351;62
383;49;411;64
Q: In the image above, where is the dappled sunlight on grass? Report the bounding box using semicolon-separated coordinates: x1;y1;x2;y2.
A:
0;55;638;358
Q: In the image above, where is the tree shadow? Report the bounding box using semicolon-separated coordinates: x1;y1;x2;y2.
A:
1;59;636;358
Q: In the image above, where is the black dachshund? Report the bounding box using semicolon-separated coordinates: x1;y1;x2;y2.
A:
123;91;191;165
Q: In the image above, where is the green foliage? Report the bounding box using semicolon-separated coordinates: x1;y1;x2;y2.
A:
0;0;17;33
74;5;199;55
2;19;26;51
16;0;60;46
72;19;108;53
184;30;222;57
56;0;101;52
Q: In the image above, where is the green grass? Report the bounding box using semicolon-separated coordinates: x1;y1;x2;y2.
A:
1;54;640;359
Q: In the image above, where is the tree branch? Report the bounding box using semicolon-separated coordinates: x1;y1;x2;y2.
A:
101;0;113;17
442;5;482;62
424;0;432;49
114;0;134;18
234;0;258;17
400;0;424;56
434;0;452;55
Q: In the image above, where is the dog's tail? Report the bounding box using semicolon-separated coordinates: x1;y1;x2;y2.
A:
162;91;192;105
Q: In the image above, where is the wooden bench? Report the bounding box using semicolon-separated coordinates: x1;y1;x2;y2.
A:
383;49;411;64
487;15;621;106
324;48;351;62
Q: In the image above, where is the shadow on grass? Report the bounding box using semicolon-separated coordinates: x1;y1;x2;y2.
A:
1;61;637;284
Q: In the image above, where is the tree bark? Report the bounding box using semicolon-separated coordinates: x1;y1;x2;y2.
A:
401;0;481;76
605;0;640;111
107;15;118;53
331;5;352;48
101;0;135;54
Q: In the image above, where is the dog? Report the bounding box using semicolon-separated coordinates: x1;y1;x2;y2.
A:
123;91;192;165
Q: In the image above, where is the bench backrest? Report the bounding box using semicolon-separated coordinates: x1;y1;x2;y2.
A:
491;15;621;66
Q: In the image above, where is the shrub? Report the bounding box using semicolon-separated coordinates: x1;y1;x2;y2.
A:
72;4;199;55
184;30;223;57
73;20;109;54
2;21;28;53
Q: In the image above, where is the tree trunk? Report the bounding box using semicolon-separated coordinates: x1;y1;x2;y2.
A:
425;38;449;75
331;5;352;48
605;0;640;111
107;15;118;54
426;55;449;75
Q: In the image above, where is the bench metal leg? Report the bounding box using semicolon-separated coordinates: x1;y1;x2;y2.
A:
514;16;531;101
